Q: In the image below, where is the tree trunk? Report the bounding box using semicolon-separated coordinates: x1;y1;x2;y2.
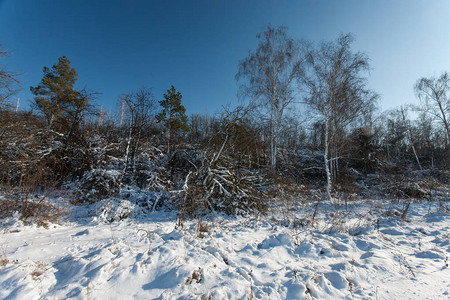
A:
167;124;171;154
270;100;276;172
436;100;450;146
123;113;134;172
64;110;80;150
324;114;332;201
133;125;142;170
401;107;422;171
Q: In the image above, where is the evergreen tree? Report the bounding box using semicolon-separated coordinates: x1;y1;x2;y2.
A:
156;85;189;153
30;56;87;131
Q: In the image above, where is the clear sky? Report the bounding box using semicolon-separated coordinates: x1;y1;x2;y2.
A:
1;0;449;115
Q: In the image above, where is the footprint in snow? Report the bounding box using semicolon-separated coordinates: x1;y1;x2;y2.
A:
331;240;350;251
360;251;374;259
257;262;268;269
355;239;380;251
431;237;450;247
330;262;347;271
66;287;82;298
324;271;348;290
380;228;403;236
415;250;444;260
72;229;89;237
161;230;183;241
284;280;307;299
258;233;291;249
294;242;315;257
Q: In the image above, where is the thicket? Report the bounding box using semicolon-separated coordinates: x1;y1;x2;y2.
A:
0;29;449;224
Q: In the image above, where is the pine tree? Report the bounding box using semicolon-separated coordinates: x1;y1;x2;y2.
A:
156;85;189;153
30;56;86;131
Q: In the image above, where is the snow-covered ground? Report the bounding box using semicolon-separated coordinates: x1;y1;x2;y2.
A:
0;200;449;299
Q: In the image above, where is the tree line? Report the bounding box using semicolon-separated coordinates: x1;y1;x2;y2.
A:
0;25;448;218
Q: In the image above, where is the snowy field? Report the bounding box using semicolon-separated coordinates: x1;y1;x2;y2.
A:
0;200;449;299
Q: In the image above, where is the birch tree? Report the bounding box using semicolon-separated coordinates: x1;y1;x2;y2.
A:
414;72;450;147
301;34;376;200
236;25;305;172
400;106;422;170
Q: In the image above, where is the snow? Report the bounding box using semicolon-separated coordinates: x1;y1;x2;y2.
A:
0;201;449;299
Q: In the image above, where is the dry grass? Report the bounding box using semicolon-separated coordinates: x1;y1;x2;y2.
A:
0;253;9;267
31;262;47;279
196;218;209;238
0;189;67;227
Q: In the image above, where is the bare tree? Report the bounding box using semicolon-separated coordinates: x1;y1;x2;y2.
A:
236;25;305;172
414;72;450;146
301;34;377;200
122;87;155;171
63;87;97;149
0;46;19;110
400;106;422;170
377;108;409;163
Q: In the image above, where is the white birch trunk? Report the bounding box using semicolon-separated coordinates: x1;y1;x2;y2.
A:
324;111;332;201
270;100;276;172
401;107;422;171
120;96;125;127
123;113;134;172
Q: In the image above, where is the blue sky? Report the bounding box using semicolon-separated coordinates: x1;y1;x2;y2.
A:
1;0;449;115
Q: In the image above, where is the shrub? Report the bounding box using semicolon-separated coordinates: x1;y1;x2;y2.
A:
77;169;121;202
179;151;268;222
